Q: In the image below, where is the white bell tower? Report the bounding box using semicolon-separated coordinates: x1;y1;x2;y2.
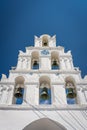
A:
0;34;87;130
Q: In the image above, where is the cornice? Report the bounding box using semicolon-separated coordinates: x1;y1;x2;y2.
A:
19;54;71;58
0;82;65;85
18;47;72;58
0;104;87;111
26;46;64;51
9;69;80;74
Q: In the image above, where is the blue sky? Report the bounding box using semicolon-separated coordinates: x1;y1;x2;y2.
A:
0;0;87;78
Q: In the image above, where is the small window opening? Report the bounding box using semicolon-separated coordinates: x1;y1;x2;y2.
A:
52;60;59;70
43;42;48;46
42;36;48;47
65;81;77;104
39;77;51;105
31;51;39;70
13;76;25;105
51;52;60;70
32;60;39;69
14;87;24;104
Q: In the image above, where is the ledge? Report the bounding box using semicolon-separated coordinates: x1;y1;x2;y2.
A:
26;46;64;51
0;104;87;111
9;69;80;74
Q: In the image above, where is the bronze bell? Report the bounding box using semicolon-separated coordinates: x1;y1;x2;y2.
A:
52;60;58;66
67;88;76;98
43;42;47;46
40;87;49;100
14;87;23;98
33;61;38;66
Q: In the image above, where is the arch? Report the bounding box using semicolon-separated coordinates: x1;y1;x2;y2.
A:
65;76;77;104
42;36;49;47
39;76;51;104
39;76;50;87
65;76;76;84
31;51;39;69
51;51;60;70
40;34;51;38
13;76;25;104
23;118;67;130
15;76;25;86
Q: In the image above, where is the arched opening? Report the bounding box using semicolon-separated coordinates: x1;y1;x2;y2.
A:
51;51;59;70
13;76;25;104
42;36;48;47
31;51;39;69
39;76;51;104
65;77;77;104
23;118;67;130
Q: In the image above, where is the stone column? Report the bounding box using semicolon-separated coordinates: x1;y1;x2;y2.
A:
70;58;74;69
22;85;27;105
40;57;50;70
0;85;3;103
35;84;39;105
64;58;68;69
22;58;27;69
6;85;13;105
53;85;67;105
16;57;22;69
60;58;66;70
0;85;7;104
77;86;87;104
83;88;87;103
24;85;35;105
26;57;31;70
65;59;71;69
40;50;50;70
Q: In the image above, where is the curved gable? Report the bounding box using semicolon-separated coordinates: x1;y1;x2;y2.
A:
23;118;67;130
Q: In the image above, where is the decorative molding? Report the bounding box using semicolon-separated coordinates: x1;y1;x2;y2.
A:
26;46;64;51
41;50;49;55
9;69;80;74
0;104;87;110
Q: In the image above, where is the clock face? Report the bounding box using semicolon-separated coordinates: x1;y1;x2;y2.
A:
41;50;49;55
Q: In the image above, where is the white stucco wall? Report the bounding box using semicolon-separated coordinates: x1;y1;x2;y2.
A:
0;107;87;130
